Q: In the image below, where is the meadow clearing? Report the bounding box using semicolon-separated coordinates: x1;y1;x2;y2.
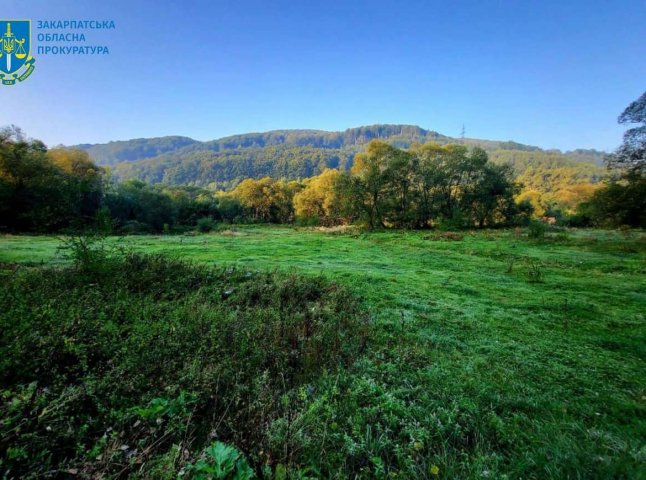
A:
1;226;645;478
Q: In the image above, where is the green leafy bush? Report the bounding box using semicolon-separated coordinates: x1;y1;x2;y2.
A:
196;216;217;232
527;220;546;240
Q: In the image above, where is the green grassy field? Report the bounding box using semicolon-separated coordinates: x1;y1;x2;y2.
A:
1;227;645;478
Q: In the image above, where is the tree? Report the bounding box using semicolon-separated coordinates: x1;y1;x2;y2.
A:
425;144;472;222
231;177;276;221
515;189;546;217
579;92;646;227
350;141;400;228
386;148;416;227
606;91;646;174
229;177;301;223
216;195;244;223
409;143;445;227
47;148;103;225
577;91;646;228
293;169;343;225
0;127;71;231
345;141;527;229
271;180;301;223
408;143;481;227
467;163;520;227
582;178;646;227
104;180;176;232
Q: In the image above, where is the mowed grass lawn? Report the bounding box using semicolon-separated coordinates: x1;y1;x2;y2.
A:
1;227;645;478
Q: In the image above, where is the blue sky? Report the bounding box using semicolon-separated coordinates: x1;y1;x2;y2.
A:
1;0;644;150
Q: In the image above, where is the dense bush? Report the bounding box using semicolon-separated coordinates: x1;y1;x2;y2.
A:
527;220;547;240
578;174;646;228
196;216;217;232
0;243;369;478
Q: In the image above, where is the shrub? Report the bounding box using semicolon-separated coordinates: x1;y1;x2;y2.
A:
57;233;122;278
527;220;546;240
196;216;217;232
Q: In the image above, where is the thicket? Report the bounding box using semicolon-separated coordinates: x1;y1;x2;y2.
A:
0;237;369;478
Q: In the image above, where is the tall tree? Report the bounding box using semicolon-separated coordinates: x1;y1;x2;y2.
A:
293;169;343;224
350;141;399;228
467;163;520;227
606;91;646;175
581;91;646;228
47;148;103;225
0;127;69;231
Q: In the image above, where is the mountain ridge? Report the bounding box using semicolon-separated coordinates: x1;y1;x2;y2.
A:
71;124;563;166
67;124;607;191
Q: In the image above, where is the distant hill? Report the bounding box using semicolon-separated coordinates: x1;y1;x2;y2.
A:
69;124;606;191
110;146;354;190
75;136;199;166
71;125;450;166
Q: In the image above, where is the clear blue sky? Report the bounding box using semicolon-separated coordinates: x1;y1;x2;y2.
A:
1;0;644;151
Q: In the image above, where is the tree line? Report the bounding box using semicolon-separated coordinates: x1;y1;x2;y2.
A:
74;125;605;217
0;130;531;232
107;140;604;212
2;90;644;234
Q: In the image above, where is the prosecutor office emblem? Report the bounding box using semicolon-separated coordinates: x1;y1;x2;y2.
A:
0;20;36;85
